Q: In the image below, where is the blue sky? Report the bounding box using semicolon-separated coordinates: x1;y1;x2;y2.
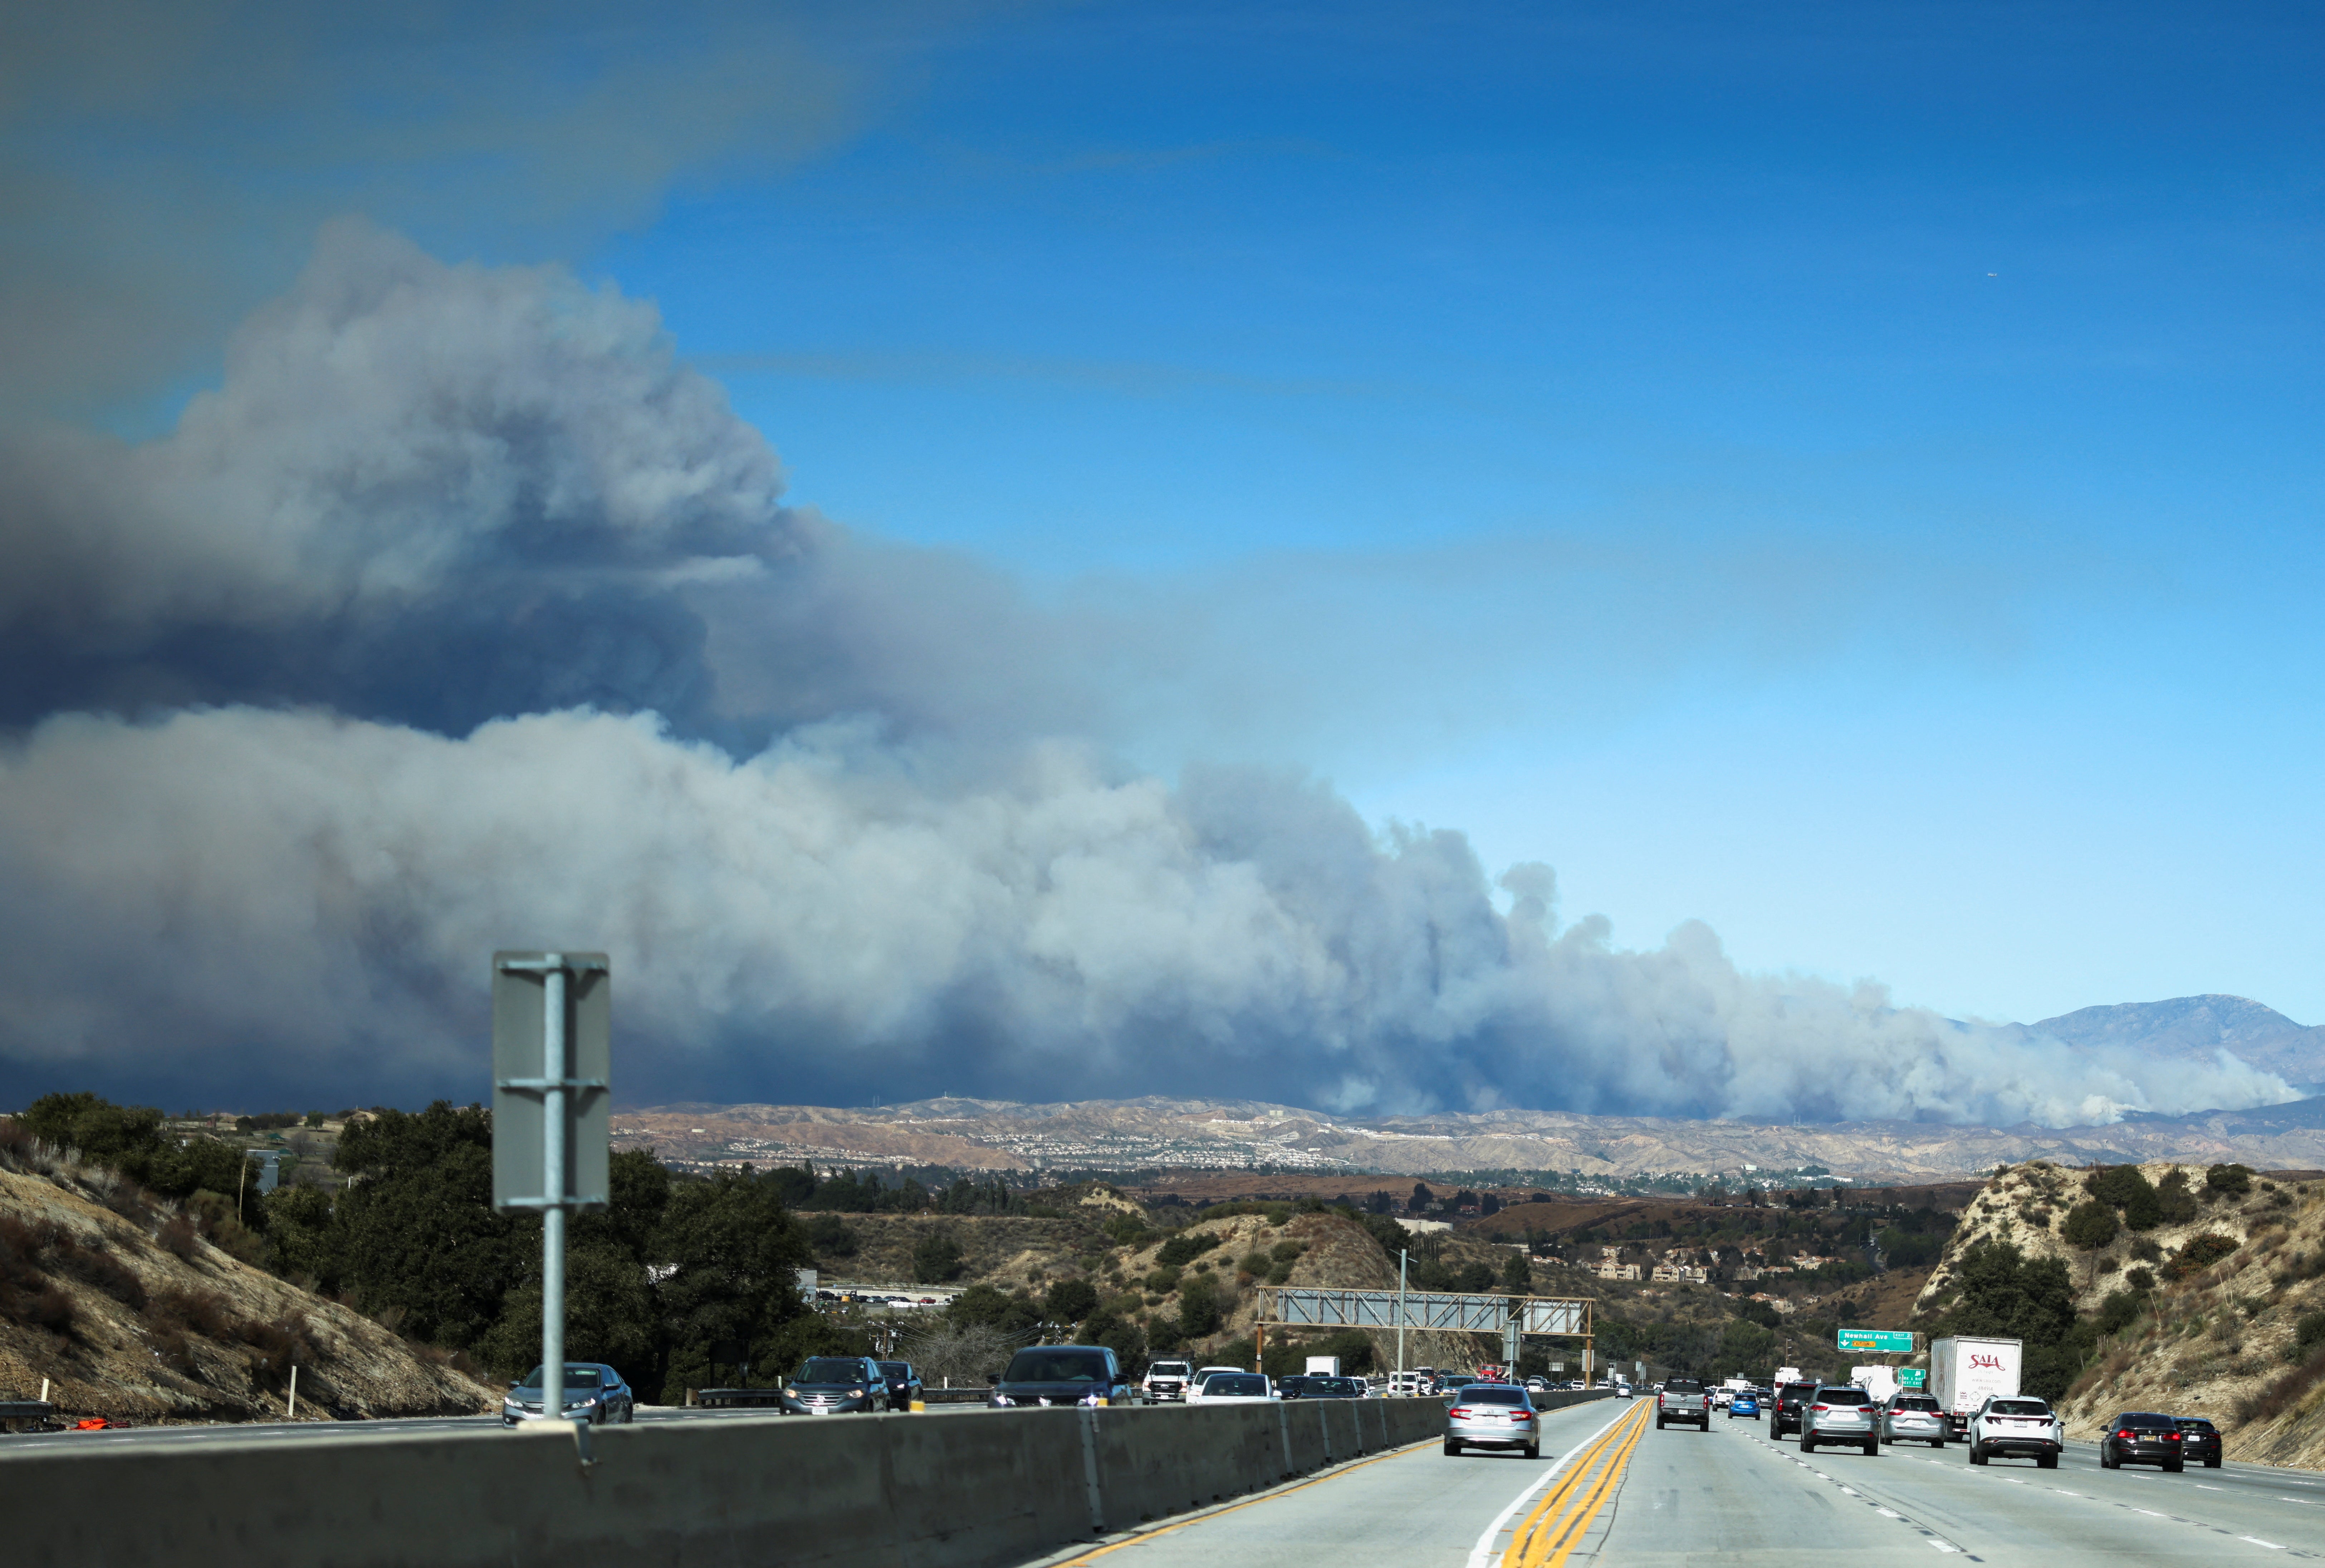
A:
594;1;2325;1025
11;0;2322;1035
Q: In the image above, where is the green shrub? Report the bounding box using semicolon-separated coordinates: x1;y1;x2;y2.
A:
2095;1290;2144;1336
2296;1311;2325;1358
2165;1233;2240;1279
2207;1163;2254;1199
1238;1250;1271;1276
1155;1229;1223;1268
1270;1240;1305;1263
2155;1170;2200;1225
2129;1236;2162;1263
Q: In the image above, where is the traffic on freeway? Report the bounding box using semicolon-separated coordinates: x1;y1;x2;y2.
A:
1007;1392;2325;1568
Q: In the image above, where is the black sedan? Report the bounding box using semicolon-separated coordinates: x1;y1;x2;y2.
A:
501;1363;635;1426
876;1358;924;1411
2100;1411;2186;1471
2176;1416;2223;1468
781;1356;888;1415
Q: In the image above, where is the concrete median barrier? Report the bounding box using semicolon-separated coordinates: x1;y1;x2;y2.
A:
0;1391;1606;1567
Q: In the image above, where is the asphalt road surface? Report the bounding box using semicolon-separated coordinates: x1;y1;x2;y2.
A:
1022;1399;2325;1567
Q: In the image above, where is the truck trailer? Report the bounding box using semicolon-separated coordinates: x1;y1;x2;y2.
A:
1928;1336;2022;1440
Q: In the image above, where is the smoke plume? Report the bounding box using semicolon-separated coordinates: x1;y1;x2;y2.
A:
0;225;2293;1125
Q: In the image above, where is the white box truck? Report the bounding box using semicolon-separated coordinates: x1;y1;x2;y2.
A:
1305;1356;1342;1377
1852;1365;1900;1404
1929;1336;2021;1440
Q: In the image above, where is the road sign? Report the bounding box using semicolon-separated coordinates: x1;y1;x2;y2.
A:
1898;1368;1927;1388
491;951;610;1430
492;953;610;1213
1837;1328;1915;1354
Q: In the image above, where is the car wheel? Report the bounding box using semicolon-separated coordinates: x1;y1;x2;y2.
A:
1931;1438;1945;1448
1524;1444;1540;1460
1970;1443;1986;1465
2038;1455;2056;1470
1656;1417;1666;1430
1444;1441;1460;1456
2206;1458;2221;1469
1801;1439;1815;1454
2166;1461;2183;1473
1863;1442;1876;1457
2101;1449;2116;1469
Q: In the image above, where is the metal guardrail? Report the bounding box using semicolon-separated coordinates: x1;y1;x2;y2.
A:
0;1401;56;1432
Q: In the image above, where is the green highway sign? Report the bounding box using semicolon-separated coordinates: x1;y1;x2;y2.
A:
1837;1328;1915;1354
1898;1368;1928;1388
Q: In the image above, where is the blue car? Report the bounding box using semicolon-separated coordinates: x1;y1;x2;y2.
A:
1727;1390;1761;1420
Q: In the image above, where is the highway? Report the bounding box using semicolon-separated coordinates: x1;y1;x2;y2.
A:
1018;1399;2325;1567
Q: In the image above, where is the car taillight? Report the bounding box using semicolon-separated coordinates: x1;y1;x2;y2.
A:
2118;1429;2134;1440
1812;1405;1828;1412
2166;1432;2181;1441
1449;1407;1471;1419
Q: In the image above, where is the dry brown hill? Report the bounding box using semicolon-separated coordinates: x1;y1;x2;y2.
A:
1914;1160;2325;1469
0;1143;497;1424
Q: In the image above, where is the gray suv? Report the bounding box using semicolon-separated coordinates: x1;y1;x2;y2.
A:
1799;1383;1878;1456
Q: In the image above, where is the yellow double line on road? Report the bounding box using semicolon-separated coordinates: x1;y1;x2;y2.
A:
1498;1399;1653;1568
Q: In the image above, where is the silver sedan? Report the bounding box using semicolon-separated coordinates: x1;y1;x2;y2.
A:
1444;1383;1542;1459
1880;1394;1948;1447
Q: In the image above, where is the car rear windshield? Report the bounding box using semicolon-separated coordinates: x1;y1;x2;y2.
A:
1818;1388;1871;1405
1151;1363;1191;1376
1463;1387;1528;1406
1206;1375;1267;1396
2178;1419;2217;1432
1664;1380;1705;1393
1781;1382;1818;1396
1892;1397;1939;1411
1006;1350;1111;1383
1988;1400;2050;1417
2118;1413;2177;1430
877;1361;911;1377
798;1359;868;1383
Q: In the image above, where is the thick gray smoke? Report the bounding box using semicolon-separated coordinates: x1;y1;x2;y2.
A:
0;226;2294;1124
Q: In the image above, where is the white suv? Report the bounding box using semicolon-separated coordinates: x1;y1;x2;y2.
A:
1969;1396;2062;1469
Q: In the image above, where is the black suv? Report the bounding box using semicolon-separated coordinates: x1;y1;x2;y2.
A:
1771;1380;1820;1437
2175;1416;2222;1469
2100;1411;2186;1472
875;1359;924;1411
987;1345;1143;1409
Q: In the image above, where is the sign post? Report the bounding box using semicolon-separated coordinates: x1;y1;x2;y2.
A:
492;952;610;1427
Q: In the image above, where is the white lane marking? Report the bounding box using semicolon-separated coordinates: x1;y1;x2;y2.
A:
2195;1485;2226;1491
1461;1405;1630;1568
2052;1490;2080;1496
1929;1543;1961;1553
2133;1509;2165;1517
2241;1538;2287;1550
1876;1508;1903;1519
1840;1488;1860;1496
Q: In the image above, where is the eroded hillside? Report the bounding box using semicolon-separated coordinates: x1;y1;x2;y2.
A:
0;1147;497;1423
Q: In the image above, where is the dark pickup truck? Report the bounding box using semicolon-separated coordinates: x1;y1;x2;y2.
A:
1656;1377;1711;1430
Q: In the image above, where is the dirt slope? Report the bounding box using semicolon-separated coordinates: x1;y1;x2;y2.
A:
0;1159;498;1424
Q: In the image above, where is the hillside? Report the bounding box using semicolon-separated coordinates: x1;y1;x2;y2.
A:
0;1141;498;1424
1913;1159;2325;1469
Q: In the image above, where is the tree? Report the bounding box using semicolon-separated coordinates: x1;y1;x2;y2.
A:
1411;1183;1433;1211
912;1229;965;1283
1177;1275;1224;1338
2206;1163;2254;1199
2061;1201;2119;1250
1453;1261;1497;1294
1502;1251;1533;1292
1045;1277;1099;1323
